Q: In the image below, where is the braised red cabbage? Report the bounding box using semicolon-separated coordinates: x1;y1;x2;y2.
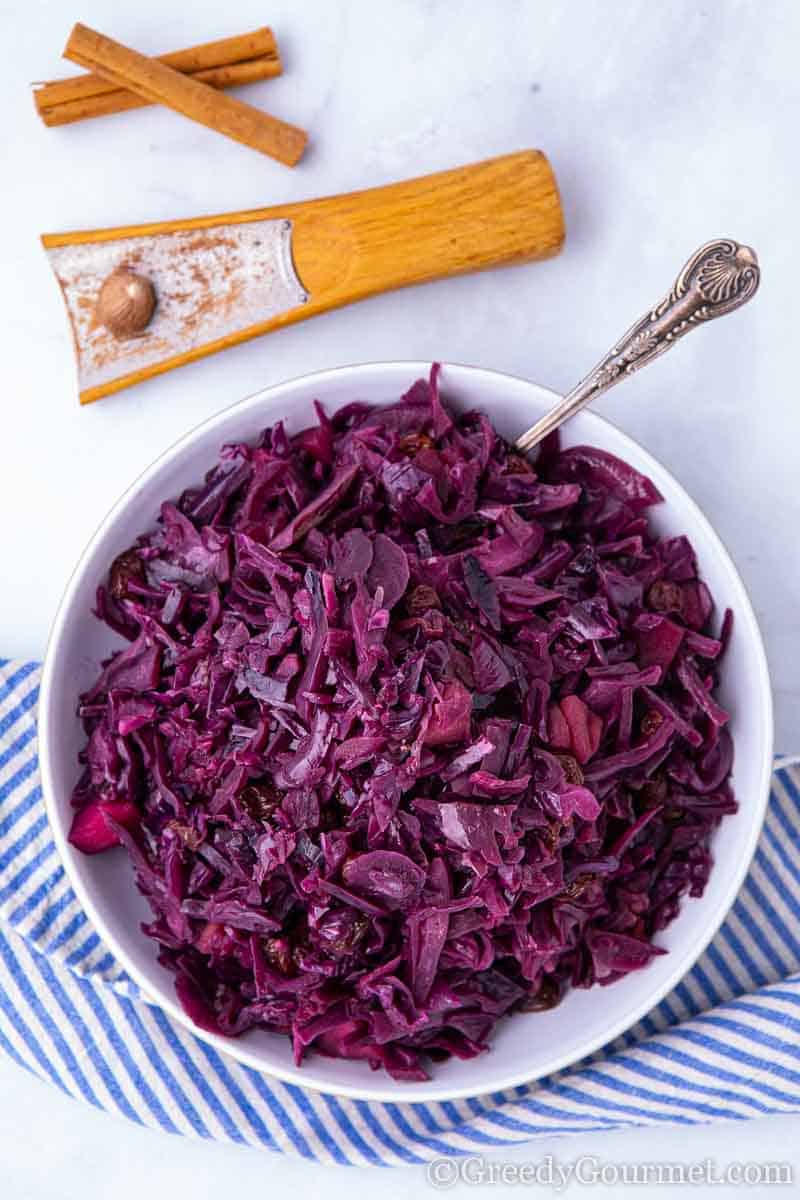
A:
69;366;735;1081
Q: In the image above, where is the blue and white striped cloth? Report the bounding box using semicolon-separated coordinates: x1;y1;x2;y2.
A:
1;658;799;1165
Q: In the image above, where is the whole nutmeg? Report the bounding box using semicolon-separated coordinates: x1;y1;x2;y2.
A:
95;267;156;339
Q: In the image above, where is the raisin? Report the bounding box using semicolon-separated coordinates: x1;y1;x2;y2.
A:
555;872;594;902
640;775;668;808
109;549;145;600
317;912;369;955
640;710;664;737
521;977;561;1011
263;936;294;976
241;780;280;823
406;584;442;614
398;432;434;455
543;822;562;854
647;580;683;614
165;820;203;851
505;453;535;475
555;753;584;786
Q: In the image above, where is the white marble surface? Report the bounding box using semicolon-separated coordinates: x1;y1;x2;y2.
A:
1;0;799;1194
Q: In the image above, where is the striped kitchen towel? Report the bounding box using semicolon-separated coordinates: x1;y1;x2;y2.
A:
1;658;799;1166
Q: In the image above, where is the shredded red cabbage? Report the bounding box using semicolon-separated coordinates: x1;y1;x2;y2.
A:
69;366;735;1081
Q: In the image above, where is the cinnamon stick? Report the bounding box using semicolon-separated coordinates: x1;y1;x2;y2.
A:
63;23;307;166
35;28;282;127
37;57;282;127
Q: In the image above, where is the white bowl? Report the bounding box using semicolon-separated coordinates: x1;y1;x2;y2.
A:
39;362;773;1102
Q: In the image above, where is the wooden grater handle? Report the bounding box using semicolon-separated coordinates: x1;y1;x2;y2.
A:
42;151;564;403
289;150;564;310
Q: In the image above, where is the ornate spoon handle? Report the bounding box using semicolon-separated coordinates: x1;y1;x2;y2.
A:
515;238;760;453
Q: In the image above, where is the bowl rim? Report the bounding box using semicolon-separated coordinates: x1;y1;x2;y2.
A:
39;359;774;1102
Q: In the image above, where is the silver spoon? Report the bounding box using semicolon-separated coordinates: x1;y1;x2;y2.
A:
515;238;760;453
